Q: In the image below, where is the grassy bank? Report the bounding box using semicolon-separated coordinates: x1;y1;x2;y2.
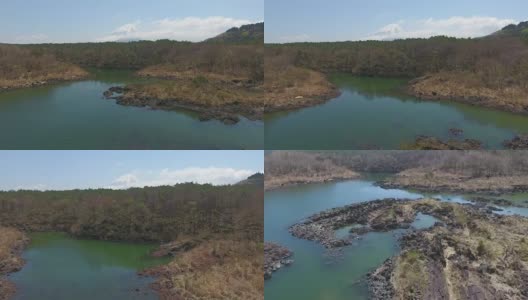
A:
0;227;29;300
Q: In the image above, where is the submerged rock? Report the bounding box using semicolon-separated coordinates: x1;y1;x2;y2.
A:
504;134;528;149
264;242;294;280
448;128;464;136
402;135;482;150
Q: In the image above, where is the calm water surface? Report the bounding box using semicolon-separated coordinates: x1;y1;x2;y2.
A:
10;232;169;300
0;69;263;149
265;75;528;149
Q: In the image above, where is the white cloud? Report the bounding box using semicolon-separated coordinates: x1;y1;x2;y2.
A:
365;16;516;40
97;16;255;42
14;183;48;191
278;33;312;43
108;167;255;189
14;34;49;44
113;22;140;35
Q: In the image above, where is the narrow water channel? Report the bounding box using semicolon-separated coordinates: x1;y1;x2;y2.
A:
264;178;528;300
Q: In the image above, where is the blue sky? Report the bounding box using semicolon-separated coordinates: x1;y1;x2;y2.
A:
266;0;527;42
0;0;263;43
0;151;263;191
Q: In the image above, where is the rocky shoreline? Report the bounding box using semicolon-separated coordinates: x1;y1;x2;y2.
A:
504;134;528;149
289;199;420;249
401;135;482;150
104;84;263;125
0;227;29;300
264;87;341;113
288;198;528;299
264;242;294;279
0;73;89;92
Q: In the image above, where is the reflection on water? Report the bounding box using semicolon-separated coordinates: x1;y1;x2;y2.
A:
0;69;263;149
265;75;528;149
11;232;169;300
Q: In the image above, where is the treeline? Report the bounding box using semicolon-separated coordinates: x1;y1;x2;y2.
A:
266;151;528;178
0;183;263;243
0;44;82;80
22;42;263;81
266;33;528;89
265;151;346;177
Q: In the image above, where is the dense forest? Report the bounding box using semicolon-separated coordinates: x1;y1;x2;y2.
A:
266;22;528;84
21;42;263;81
0;181;263;243
0;23;264;91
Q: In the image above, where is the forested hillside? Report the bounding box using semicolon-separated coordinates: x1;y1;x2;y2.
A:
0;23;264;92
0;182;263;243
206;22;264;44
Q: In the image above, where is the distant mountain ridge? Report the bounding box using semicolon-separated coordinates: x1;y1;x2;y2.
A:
205;22;264;44
236;172;264;185
492;21;528;37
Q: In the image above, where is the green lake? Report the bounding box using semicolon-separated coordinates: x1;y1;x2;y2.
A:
264;178;528;300
0;69;263;149
10;232;169;300
265;75;528;149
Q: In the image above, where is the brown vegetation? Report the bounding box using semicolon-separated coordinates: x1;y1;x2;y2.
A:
266;151;528;195
264;55;339;112
0;45;88;91
0;183;263;243
108;43;265;121
143;239;263;300
369;199;528;299
400;136;482;150
0;227;29;300
409;71;528;114
115;77;264;122
264;151;359;190
0;179;264;300
265;22;528;113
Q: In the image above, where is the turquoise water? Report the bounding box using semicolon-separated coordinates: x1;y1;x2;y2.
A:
0;69;263;149
10;232;169;300
265;75;528;149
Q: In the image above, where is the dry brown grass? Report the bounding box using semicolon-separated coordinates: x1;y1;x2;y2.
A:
150;239;263;300
137;65;252;83
265;151;360;190
264;65;339;112
0;65;88;90
124;78;264;108
384;167;528;193
0;227;28;300
409;71;528;114
376;200;528;299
